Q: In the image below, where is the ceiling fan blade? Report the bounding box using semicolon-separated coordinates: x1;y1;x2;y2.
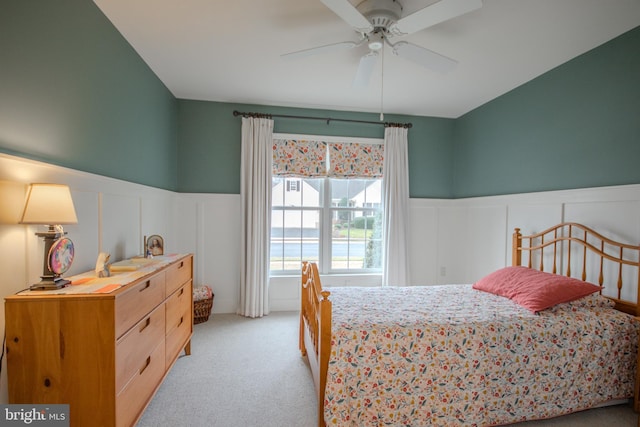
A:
392;41;457;73
281;40;359;59
390;0;482;36
321;0;373;33
352;52;379;88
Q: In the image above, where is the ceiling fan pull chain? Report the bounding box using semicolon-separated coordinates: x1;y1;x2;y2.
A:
380;41;385;121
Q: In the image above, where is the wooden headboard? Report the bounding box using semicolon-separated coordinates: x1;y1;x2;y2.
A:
512;222;640;316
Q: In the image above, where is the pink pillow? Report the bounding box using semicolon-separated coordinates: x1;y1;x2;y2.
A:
472;266;602;313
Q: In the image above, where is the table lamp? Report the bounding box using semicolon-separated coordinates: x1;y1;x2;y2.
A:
20;183;78;290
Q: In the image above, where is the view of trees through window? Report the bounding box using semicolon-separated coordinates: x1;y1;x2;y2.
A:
271;177;382;274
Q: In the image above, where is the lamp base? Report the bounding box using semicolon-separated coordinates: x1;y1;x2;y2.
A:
30;276;71;291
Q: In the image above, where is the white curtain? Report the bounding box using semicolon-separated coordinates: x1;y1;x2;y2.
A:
382;126;410;286
239;117;274;318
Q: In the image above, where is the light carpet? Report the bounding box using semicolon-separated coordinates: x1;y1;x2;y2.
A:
137;312;638;427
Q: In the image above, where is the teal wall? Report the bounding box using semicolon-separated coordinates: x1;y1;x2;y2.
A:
453;26;640;198
1;0;638;198
0;0;178;190
176;101;454;197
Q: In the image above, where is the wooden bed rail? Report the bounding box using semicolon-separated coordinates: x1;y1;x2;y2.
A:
300;261;331;427
512;222;640;316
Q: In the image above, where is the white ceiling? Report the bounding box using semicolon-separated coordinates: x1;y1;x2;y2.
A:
93;0;640;119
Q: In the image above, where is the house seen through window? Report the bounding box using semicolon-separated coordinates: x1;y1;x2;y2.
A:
270;136;383;274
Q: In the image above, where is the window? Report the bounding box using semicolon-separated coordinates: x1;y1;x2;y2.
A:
328;178;382;271
270;135;383;275
286;180;300;192
271;177;322;272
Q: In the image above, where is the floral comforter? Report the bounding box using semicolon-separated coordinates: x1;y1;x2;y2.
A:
324;285;638;426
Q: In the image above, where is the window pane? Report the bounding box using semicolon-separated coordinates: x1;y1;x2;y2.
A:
331;179;381;205
331;210;381;271
332;219;360;270
301;210;320;266
270;200;285;271
273;178;323;208
270;208;320;272
271;177;285;208
329;177;382;272
364;215;382;269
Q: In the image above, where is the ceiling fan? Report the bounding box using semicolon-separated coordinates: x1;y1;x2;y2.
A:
283;0;483;88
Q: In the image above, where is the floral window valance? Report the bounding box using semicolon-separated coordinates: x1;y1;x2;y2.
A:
273;139;383;179
273;139;326;177
328;142;383;179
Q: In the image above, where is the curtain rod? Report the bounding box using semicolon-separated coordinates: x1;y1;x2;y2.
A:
232;110;412;129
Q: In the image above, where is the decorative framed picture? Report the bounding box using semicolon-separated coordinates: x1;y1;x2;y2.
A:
147;235;164;256
49;237;75;275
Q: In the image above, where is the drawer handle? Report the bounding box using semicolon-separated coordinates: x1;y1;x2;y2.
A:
178;261;184;269
140;356;151;375
139;281;151;292
178;316;184;327
139;317;151;332
59;331;65;359
179;288;184;297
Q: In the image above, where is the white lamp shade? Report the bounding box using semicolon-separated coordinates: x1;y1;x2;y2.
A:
20;183;78;225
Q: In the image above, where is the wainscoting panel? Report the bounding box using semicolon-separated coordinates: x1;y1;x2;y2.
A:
408;201;439;286
173;193;242;314
141;194;172;254
63;190;100;277
464;205;508;283
200;194;242;314
101;193;143;261
434;205;468;285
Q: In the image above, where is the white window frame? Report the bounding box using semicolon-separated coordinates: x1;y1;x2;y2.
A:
271;133;384;277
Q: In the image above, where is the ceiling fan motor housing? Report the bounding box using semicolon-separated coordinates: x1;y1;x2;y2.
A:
356;0;403;30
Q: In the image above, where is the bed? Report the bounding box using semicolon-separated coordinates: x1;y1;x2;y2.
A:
299;222;640;426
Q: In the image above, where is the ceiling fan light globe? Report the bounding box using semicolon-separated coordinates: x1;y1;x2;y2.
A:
368;40;384;51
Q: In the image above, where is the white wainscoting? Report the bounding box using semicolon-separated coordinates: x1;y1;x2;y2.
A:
426;186;640;288
1;153;639;401
172;193;242;318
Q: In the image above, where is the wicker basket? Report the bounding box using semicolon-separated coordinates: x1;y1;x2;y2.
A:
193;286;214;324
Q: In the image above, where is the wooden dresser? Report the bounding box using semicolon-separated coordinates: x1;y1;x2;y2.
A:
4;254;193;427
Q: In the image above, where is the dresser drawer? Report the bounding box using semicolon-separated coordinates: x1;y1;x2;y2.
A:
116;341;165;427
165;282;192;366
115;272;166;339
165;282;192;334
166;257;192;295
115;304;165;394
